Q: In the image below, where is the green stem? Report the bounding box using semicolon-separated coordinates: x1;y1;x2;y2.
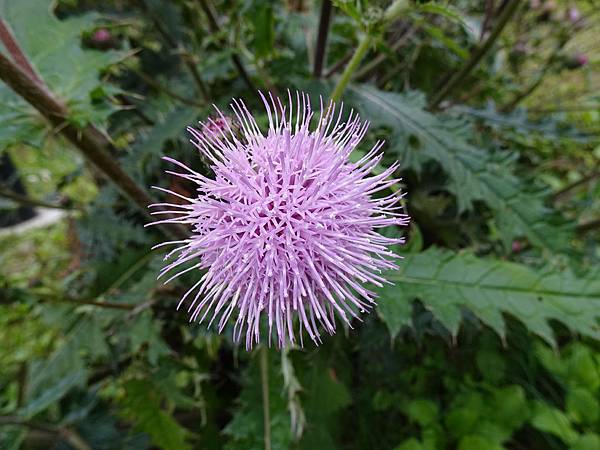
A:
429;0;522;109
330;34;371;102
260;345;271;450
329;0;410;102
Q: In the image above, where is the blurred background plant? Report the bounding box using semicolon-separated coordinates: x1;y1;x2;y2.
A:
0;0;599;449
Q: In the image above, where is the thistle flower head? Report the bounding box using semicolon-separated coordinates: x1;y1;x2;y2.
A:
150;92;409;349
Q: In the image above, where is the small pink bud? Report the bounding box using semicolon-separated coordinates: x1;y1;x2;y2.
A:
92;28;111;43
567;7;581;23
575;53;589;66
512;240;523;253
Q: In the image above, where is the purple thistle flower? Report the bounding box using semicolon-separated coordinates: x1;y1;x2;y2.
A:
149;92;409;349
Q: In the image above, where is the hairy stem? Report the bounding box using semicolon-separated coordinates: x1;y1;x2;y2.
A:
313;0;333;77
0;51;187;240
429;0;522;109
260;345;271;450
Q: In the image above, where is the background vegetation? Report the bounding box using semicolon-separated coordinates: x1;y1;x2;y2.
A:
1;0;599;449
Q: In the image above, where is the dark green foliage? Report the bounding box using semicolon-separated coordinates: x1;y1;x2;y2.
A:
1;0;600;449
376;247;600;343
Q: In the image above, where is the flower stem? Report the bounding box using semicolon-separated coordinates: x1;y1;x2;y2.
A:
330;34;371;102
260;345;271;450
329;0;410;102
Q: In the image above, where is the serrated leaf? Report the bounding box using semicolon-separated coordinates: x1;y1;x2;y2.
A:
0;0;126;148
118;379;192;450
344;85;573;253
376;248;600;345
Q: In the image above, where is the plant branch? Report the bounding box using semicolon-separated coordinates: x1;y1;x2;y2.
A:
429;0;522;109
260;345;271;450
313;0;333;77
196;0;256;93
330;34;371;102
480;0;496;41
0;18;43;86
0;51;187;240
577;218;600;234
325;51;352;78
0;290;137;310
553;161;600;202
0;186;80;211
0;416;93;450
354;25;417;81
330;0;410;102
500;37;569;113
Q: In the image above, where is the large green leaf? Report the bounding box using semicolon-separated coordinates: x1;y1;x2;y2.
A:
344;85;572;253
0;0;125;147
377;248;600;344
118;379;192;450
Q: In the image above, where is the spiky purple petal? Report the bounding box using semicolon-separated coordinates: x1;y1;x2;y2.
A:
149;92;409;349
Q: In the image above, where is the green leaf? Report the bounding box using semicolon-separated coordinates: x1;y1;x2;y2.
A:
377;248;600;344
248;0;275;58
531;401;578;445
414;2;474;35
476;349;505;383
488;386;529;431
129;312;171;365
445;392;483;437
118;379;192;450
572;433;600;450
404;399;439;427
123;106;201;180
566;387;599;424
395;438;426;450
299;352;351;450
376;283;413;339
0;0;126;148
19;370;86;418
457;435;505;450
344;85;573;253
